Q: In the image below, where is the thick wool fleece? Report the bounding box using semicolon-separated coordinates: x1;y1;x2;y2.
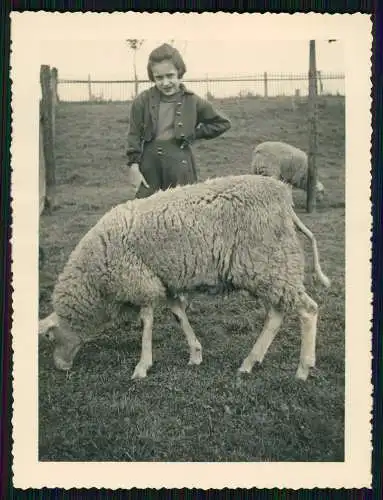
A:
52;175;305;337
251;142;309;190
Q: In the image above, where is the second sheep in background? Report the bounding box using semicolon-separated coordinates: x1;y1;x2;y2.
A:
251;141;325;202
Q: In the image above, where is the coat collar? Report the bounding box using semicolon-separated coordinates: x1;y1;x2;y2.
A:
147;84;194;124
179;83;194;95
148;83;194;102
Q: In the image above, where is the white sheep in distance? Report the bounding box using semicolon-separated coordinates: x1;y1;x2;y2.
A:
39;175;330;382
251;141;325;202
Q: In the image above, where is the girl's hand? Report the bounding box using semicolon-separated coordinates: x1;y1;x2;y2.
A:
129;163;150;189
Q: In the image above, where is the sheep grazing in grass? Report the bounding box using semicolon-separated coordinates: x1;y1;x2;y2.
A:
251;141;325;202
39;175;330;382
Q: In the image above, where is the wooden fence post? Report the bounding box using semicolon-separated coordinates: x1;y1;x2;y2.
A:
39;102;46;216
40;64;56;213
263;72;268;97
306;40;318;213
50;67;58;146
51;67;59;105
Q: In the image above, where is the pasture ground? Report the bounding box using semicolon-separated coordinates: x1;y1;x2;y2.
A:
39;96;345;461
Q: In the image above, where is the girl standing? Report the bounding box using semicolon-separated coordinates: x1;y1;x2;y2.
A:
126;43;231;198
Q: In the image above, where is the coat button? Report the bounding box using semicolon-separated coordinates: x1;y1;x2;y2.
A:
177;122;183;127
177;102;182;106
176;111;181;116
180;133;185;138
181;160;187;164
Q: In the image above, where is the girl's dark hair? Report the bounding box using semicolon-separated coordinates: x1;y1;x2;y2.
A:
147;43;187;81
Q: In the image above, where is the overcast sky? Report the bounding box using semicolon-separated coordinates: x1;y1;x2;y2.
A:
39;39;344;81
18;13;352;100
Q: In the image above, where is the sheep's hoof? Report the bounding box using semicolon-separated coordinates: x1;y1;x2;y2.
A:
188;350;202;365
295;365;309;381
131;363;150;380
238;360;253;374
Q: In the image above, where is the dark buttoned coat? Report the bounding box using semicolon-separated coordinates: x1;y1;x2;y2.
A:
126;84;231;166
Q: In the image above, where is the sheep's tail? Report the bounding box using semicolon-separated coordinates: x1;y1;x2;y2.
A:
291;211;331;288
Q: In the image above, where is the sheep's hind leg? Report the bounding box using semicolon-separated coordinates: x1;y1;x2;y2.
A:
131;305;154;380
169;296;202;366
295;292;318;381
239;306;284;374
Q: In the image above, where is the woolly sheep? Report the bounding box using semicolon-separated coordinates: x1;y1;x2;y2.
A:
39;174;330;382
251;141;325;201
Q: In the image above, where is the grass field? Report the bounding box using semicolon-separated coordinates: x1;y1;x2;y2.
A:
39;95;345;462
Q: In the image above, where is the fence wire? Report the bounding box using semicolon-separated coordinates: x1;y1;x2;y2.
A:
57;72;345;102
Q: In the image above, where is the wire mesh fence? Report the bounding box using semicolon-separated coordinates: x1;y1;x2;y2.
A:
57;71;345;102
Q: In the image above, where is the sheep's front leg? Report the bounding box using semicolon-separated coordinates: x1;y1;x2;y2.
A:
295;292;318;381
131;305;154;379
169;297;202;366
239;306;284;373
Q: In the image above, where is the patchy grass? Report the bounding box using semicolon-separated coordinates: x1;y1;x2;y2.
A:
39;96;345;462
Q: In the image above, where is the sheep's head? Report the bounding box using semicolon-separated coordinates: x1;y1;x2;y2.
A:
39;312;58;341
316;181;325;202
39;312;83;371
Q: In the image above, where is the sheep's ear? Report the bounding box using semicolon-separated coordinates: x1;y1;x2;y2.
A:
38;312;59;341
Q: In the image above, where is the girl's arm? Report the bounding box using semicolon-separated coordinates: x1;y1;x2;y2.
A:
194;97;231;140
126;98;144;166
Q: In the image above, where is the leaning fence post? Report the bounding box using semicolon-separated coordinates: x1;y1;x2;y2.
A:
306;40;318;213
40;64;56;213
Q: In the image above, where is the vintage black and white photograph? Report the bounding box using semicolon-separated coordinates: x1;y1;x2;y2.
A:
11;12;372;489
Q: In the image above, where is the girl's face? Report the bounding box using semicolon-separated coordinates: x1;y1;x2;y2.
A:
151;60;181;96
